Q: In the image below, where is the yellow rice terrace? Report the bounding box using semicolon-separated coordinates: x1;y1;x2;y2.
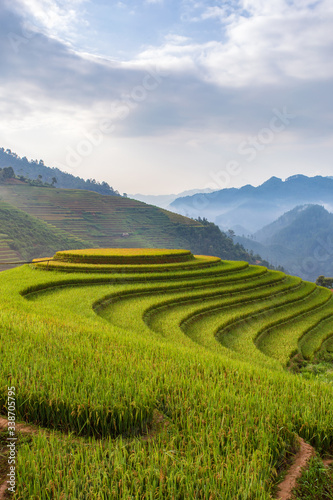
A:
53;248;195;264
33;248;221;273
1;248;332;499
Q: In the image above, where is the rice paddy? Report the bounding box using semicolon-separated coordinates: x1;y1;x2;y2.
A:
1;248;332;499
0;185;205;249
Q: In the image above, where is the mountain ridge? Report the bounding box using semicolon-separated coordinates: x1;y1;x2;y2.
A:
0;147;120;197
236;204;333;281
171;175;333;233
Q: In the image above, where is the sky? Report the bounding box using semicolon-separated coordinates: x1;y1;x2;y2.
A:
0;0;332;195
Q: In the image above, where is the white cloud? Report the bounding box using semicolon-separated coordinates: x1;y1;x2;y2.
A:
11;0;89;44
164;34;190;44
1;0;332;194
128;0;333;86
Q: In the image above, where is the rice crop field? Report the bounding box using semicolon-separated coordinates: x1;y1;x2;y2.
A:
0;234;22;266
0;185;203;249
1;248;332;499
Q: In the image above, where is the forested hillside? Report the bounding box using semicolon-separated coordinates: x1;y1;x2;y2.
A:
236;205;333;281
0;147;120;196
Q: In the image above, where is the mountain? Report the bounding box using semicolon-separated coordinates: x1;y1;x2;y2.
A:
0;147;120;196
0;182;258;265
130;188;213;210
254;205;314;244
170;175;333;233
235;204;333;281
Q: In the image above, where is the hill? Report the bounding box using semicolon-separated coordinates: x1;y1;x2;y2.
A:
1;249;332;497
171;174;333;233
0;201;90;264
0;147;120;196
0;183;257;264
236;204;333;281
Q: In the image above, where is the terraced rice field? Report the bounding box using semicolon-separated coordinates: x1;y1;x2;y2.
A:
1;248;332;499
0;185;202;249
0;234;22;267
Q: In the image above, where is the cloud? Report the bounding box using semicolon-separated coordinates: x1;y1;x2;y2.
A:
10;0;89;46
132;0;333;86
0;0;332;150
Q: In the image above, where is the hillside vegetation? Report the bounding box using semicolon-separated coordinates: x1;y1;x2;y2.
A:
0;183;256;263
0;147;120;196
1;249;332;498
0;201;90;262
236;205;333;281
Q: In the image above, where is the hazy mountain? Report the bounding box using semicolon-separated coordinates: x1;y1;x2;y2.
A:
129;188;213;210
0;147;120;196
235;204;333;281
254;205;314;244
171;175;333;233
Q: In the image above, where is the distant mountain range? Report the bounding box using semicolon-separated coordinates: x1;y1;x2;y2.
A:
235;204;333;281
129;188;213;209
0;147;120;196
170;175;333;233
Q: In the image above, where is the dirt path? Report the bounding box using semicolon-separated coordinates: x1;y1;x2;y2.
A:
276;437;316;500
0;418;330;500
0;417;37;435
0;417;38;500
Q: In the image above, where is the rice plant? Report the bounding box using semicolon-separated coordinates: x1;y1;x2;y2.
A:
0;249;332;499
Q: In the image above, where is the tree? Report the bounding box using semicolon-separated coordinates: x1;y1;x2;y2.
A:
3;166;15;179
316;275;325;286
51;177;57;186
315;275;333;288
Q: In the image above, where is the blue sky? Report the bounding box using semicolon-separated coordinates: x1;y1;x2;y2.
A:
0;0;332;194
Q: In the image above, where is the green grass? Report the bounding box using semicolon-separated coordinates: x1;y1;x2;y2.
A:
1;255;333;498
292;457;333;499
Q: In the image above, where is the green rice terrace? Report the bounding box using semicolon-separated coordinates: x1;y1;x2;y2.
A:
0;184;253;264
0;184;201;249
1;248;333;498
